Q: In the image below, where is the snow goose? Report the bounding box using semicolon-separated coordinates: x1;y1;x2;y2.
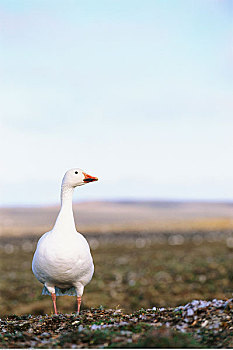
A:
32;168;98;314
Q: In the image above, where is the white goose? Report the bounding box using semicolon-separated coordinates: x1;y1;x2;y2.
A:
32;168;98;314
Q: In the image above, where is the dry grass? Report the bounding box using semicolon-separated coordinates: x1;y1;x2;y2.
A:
1;234;233;316
1;200;233;237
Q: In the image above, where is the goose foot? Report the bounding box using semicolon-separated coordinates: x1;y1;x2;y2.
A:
52;292;58;315
77;296;82;314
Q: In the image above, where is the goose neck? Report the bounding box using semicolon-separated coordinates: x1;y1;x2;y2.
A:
53;184;76;232
61;184;74;207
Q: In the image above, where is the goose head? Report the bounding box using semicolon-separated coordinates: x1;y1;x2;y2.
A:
62;168;98;188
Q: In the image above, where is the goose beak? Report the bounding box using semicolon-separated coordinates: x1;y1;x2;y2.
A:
83;172;98;183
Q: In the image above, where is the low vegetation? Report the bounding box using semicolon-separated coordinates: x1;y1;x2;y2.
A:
1;230;233;347
1;300;233;348
1;233;233;315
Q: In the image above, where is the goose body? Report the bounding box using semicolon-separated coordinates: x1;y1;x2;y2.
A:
32;168;98;314
32;228;94;295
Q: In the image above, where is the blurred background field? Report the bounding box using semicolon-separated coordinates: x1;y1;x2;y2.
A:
2;200;233;236
1;200;233;316
1;1;233;330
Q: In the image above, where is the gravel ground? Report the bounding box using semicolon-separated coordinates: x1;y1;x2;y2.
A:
1;299;233;348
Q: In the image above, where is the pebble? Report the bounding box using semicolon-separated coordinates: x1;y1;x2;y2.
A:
71;320;80;325
201;320;208;327
187;308;194;316
78;325;84;332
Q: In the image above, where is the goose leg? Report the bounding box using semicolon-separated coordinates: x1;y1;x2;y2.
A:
77;296;81;314
75;283;84;315
52;293;58;315
45;283;57;315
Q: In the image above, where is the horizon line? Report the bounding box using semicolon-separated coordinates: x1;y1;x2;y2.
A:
1;198;233;209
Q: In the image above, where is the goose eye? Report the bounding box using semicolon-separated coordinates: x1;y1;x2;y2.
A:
75;171;78;174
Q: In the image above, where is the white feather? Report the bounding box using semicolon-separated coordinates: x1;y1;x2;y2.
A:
32;168;96;297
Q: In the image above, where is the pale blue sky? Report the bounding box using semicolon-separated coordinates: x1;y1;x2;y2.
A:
1;0;233;205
